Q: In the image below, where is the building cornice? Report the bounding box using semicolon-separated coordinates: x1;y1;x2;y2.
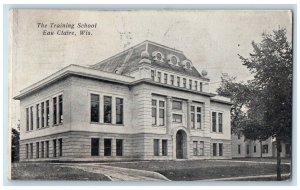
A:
14;64;232;106
14;64;134;100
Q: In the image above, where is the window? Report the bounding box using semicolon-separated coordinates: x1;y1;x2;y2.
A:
218;113;223;132
246;144;250;154
91;138;99;156
172;100;182;110
151;70;155;80
116;98;124;124
238;145;241;154
45;141;49;158
199;141;204;156
195;81;198;91
41;102;45;128
30;106;33;130
159;101;165;126
26;108;29;131
186;62;191;69
153;139;159;156
162;140;168;156
254;145;256;153
104;96;112;123
53;139;57;157
219;143;223;156
172;114;182;123
262;144;268;153
171;56;177;65
104;139;112;156
36;104;40;129
212;112;217;132
53;97;57;125
58;95;63;124
212;143;217;156
200;82;203;92
156;53;162;61
183;78;187;88
170;75;174;85
41;141;44;158
30;143;33;159
196;107;202;129
58;138;63;157
191;106;195;129
193;141;198;156
152;99;157;125
46;100;50;126
157;72;161;82
116;139;123;156
164;73;168;84
286;144;291;155
189;79;192;89
177;76;180;87
36;142;39;158
91;94;100;122
238;134;241;139
26;144;29;159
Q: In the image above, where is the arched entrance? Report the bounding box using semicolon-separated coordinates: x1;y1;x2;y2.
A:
176;130;187;159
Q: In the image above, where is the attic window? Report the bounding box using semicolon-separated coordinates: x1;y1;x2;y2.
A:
171;56;177;65
152;51;164;62
186;62;191;69
156;53;162;61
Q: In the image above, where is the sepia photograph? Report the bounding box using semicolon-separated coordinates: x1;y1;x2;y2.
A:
8;9;293;182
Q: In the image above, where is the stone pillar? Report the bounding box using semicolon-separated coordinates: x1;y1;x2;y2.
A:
111;138;116;157
99;138;104;157
166;96;172;134
187;100;192;131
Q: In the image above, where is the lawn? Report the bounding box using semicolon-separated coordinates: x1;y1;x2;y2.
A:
11;162;110;181
107;159;291;181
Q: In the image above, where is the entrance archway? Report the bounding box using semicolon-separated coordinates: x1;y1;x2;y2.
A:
176;130;187;159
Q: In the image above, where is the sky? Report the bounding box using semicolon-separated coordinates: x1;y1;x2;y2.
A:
10;10;292;127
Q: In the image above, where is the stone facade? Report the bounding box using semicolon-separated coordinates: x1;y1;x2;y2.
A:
15;41;233;162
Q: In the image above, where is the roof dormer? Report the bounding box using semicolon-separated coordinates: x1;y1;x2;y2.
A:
167;54;180;66
152;51;164;62
182;60;193;70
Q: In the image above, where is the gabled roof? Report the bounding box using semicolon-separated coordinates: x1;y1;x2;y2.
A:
90;40;206;79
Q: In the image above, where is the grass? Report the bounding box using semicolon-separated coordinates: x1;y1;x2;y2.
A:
11;162;110;181
107;159;291;181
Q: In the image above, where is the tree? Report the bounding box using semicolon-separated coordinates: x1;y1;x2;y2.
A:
239;28;292;180
216;74;251;135
11;127;20;162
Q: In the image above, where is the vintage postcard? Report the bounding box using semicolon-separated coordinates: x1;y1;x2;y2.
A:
9;9;293;182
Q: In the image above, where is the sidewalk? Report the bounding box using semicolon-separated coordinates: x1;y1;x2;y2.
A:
58;163;170;181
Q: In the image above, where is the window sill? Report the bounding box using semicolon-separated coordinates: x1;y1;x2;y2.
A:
191;128;204;131
152;125;166;127
211;132;224;134
90;122;125;127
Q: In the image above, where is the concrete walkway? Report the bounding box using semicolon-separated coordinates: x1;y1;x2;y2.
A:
208;159;291;165
57;163;170;181
203;173;291;181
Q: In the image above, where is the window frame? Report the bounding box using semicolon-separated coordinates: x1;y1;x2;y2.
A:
91;138;100;156
103;96;112;124
157;71;161;83
172;114;183;123
116;139;123;156
116;97;124;125
172;100;182;110
104;139;112;156
164;73;168;84
162;139;168;156
90;93;100;123
153;139;159;156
